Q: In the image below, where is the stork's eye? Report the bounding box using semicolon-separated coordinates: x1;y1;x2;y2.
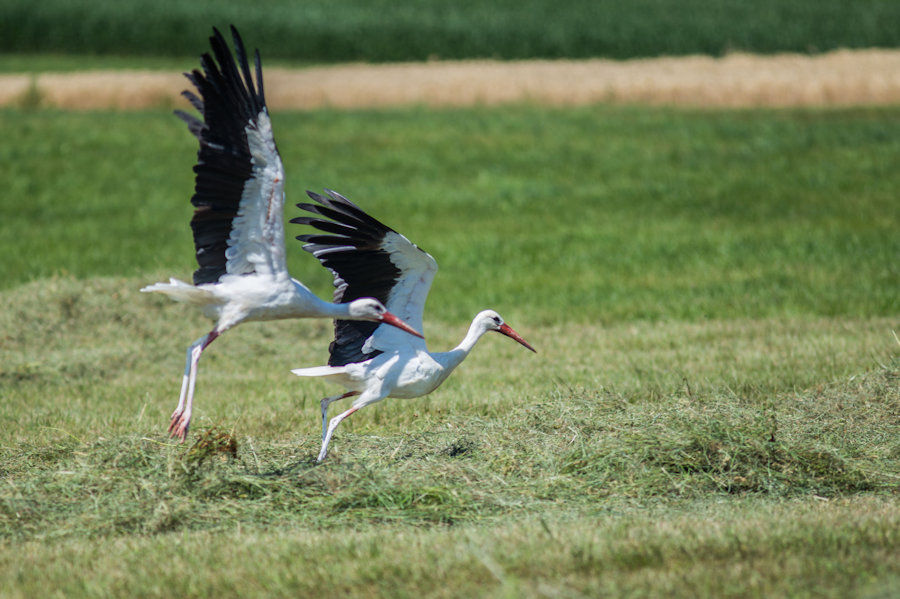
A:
492;316;502;325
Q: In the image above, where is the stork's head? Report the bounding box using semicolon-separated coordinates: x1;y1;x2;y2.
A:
476;309;536;352
347;298;423;338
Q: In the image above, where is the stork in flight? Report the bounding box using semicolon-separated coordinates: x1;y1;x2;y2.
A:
140;27;421;441
290;190;536;462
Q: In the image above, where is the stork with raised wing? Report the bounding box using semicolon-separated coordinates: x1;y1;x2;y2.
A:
141;27;421;441
290;190;536;462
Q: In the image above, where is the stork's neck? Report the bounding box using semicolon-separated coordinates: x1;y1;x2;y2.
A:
320;300;355;319
436;318;489;370
291;279;353;319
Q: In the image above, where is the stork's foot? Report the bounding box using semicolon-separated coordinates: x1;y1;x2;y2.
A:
167;410;191;442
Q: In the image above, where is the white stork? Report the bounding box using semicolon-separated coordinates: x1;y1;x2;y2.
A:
290;190;536;462
141;27;421;441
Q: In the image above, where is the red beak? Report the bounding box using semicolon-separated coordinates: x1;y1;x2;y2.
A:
498;323;537;353
380;311;424;339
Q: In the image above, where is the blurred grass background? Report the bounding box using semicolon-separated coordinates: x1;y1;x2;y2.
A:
1;0;900;63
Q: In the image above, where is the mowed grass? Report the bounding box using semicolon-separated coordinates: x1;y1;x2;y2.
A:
1;105;898;596
1;278;898;597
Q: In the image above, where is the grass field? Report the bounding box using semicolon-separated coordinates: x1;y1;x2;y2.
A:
2;0;900;63
3;106;899;320
1;103;898;596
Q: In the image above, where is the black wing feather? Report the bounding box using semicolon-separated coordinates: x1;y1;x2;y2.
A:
291;190;402;366
180;26;268;285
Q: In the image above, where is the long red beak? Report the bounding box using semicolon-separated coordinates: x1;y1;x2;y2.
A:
380;311;424;339
498;323;537;353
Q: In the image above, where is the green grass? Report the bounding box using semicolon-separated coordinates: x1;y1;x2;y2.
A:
0;53;317;74
0;276;898;596
2;499;898;597
0;53;198;73
2;106;898;323
1;104;898;596
1;0;899;63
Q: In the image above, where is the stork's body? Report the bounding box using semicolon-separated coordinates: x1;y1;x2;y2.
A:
141;28;420;440
291;191;536;462
296;314;510;399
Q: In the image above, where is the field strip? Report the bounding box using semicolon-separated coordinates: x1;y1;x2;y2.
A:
2;48;900;110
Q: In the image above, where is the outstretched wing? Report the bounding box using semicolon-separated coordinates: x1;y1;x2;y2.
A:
176;25;287;285
291;190;438;366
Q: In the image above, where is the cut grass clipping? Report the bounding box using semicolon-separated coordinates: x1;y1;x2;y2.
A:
2;275;897;539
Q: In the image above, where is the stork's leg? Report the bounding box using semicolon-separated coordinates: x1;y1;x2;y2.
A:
170;336;205;425
317;406;359;463
320;392;359;442
316;392;386;463
168;330;219;441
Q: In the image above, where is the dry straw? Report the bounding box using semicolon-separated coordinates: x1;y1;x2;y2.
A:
3;48;900;110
